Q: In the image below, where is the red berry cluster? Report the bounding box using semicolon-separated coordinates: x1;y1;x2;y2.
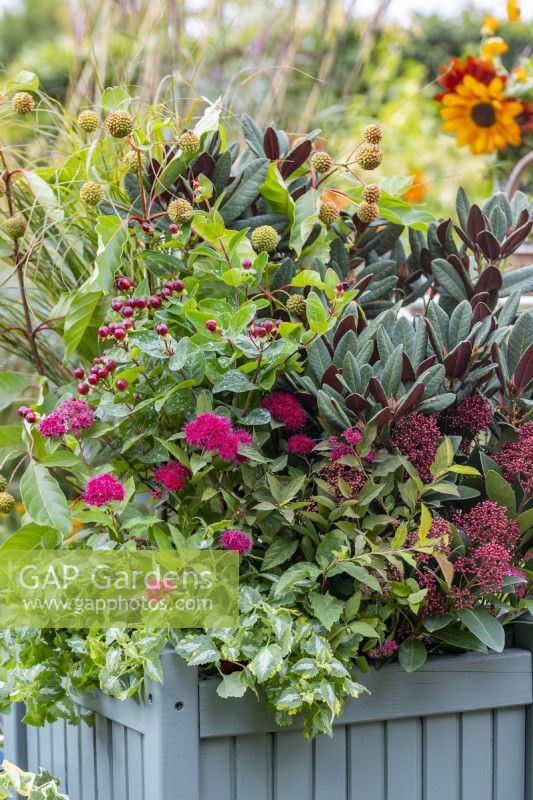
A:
97;276;183;344
18;405;37;423
74;356;118;395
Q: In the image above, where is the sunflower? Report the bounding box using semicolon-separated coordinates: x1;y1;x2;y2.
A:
440;75;523;154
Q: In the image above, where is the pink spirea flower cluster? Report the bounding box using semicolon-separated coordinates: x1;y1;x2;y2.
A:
220;529;253;554
286;434;315;455
367;640;398;659
454;500;520;551
39;397;95;439
262;392;305;430
154;462;190;492
183;413;252;461
343;427;362;445
83;473;125;506
328;436;352;461
494;421;533;498
390;412;440;482
441;394;492;436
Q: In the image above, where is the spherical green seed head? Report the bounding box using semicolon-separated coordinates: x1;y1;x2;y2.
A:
0;474;6;491
78;110;99;134
357;201;380;224
286;294;307;318
356;144;383;170
167;198;193;224
319;200;340;225
106;110;134;138
4;213;27;239
362;123;383;144
122;150;146;174
251;225;280;253
362;184;381;203
80;181;104;206
310;151;333;174
178;131;201;155
0;492;15;513
12;92;35;114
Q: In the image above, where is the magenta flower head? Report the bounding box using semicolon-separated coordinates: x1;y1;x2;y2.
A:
220;529;253;554
262;392;305;430
39;412;67;439
343;427;362;445
365;449;377;463
58;397;95;433
286;434;315;455
154;462;190;492
83;473;125;507
328;435;351;461
183;413;252;462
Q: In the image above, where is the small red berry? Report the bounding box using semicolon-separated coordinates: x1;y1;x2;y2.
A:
111;298;123;312
97;367;109;379
156;323;169;336
336;283;345;293
77;382;90;395
141;221;152;233
242;258;252;269
114;327;127;340
73;367;85;379
254;326;268;337
123;319;134;330
90;365;100;374
205;319;218;332
88;374;99;386
93;356;104;364
136;297;147;309
17;406;31;417
122;305;134;318
172;279;184;292
150;294;162;308
116;277;134;292
98;325;109;338
263;320;274;333
116;378;128;391
169;223;178;234
105;359;116;371
161;287;172;297
25;411;37;424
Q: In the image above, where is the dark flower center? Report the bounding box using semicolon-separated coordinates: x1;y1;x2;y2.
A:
471;102;496;127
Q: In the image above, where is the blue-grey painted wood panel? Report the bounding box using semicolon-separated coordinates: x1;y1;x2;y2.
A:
3;640;533;800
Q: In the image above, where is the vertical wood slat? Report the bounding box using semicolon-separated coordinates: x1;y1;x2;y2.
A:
315;727;346;799
514;621;533;800
2;705;28;770
349;721;385;800
111;721;128;800
494;707;526;800
126;728;144;800
423;714;460;800
80;719;96;800
65;724;81;799
199;738;233;800
26;725;39;773
50;719;66;793
386;718;422;800
234;734;272;800
461;710;493;800
274;730;313;800
95;714;112;800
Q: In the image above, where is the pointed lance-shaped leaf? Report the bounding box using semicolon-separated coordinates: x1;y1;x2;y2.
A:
443;341;472;379
279;139;312;178
263;126;280;160
513;342;533;392
367;377;388;406
477;229;501;261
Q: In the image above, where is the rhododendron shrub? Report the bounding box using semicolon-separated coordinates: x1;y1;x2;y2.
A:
0;79;532;740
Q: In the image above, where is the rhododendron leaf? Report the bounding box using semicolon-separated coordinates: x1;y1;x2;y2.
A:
432;258;468;302
398;639;427;672
20;463;70;538
485;470;516;517
457;609;505;653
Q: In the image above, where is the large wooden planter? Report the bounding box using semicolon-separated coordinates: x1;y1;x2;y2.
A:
4;623;533;800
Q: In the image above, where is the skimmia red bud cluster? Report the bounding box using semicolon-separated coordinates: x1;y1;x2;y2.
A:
494;421;533;498
390;413;440;482
440;394;492;437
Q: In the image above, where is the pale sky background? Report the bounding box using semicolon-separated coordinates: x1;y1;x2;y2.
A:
0;0;532;21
